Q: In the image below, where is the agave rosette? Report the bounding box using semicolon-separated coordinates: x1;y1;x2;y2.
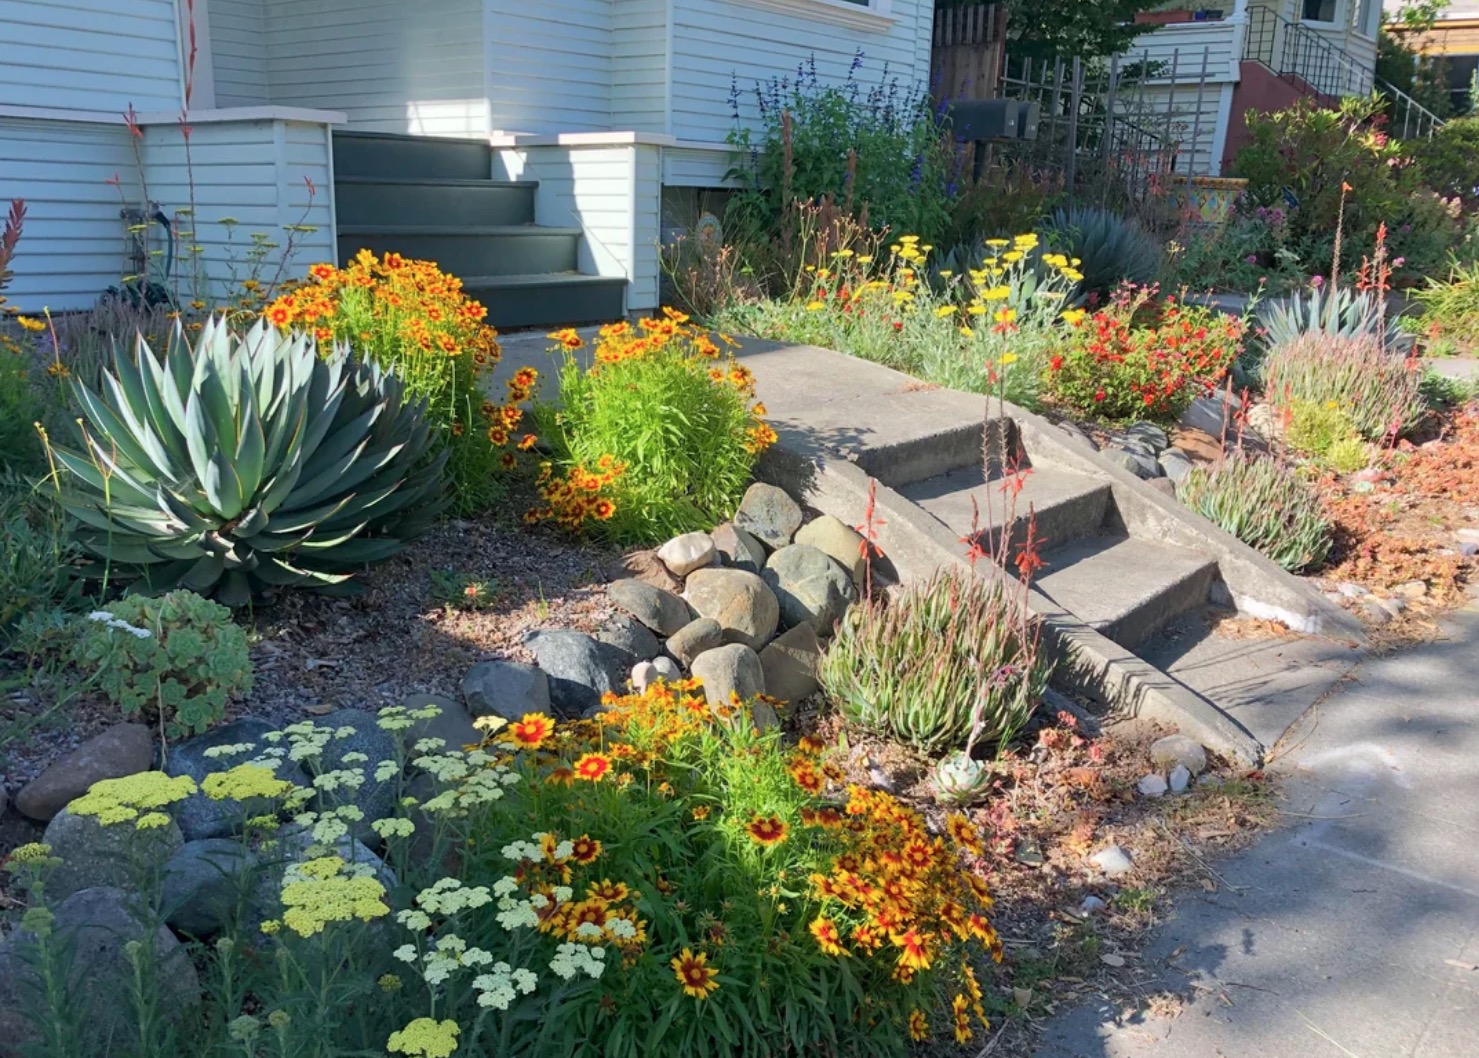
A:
51;317;446;604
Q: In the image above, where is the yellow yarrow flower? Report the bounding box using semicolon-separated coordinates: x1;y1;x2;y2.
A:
278;856;389;937
387;1018;461;1058
69;773;197;828
202;764;296;802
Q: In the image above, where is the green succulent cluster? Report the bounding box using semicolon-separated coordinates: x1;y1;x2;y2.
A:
1045;205;1161;296
71;589;252;736
50;317;446;605
1177;453;1333;573
820;567;1047;754
1263;331;1427;443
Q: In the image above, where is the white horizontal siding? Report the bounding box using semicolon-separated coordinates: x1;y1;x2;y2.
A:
0;118;138;310
210;0;270;107
1133;82;1229;176
1131;21;1243;84
632;143;662;309
612;0;668;133
141;119;334;303
487;0;613;133
260;0;488;136
662;144;736;187
0;0;182;112
672;0;930;143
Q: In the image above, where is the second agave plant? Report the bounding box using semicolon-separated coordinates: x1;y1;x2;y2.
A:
48;317;446;605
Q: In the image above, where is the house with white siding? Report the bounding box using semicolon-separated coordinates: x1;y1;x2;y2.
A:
1;0;936;328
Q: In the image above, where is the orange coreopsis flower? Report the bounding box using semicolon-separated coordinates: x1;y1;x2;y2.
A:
808;916;848;957
744;814;789;846
588;879;630;903
671;948;720;999
546;765;576;786
796;735;824;755
308;262;337;282
946;812;983;855
891;928;932;971
505;713;555;750
691;805;711;821
569;835;602;865
573;753;612;782
908;1010;929;1042
952;995;973;1044
266;304;293;327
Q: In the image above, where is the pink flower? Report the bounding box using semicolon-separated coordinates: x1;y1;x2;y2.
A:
1311;275;1325;289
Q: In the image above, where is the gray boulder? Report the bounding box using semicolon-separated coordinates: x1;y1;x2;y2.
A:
1124;421;1170;453
606;549;683;593
683;568;780;650
0;887;201;1058
1105;448;1161;480
462;660;552;720
690;644;768;722
762;544;858;636
161;838;257;937
712;522;768;573
1149;733;1209;775
608;578;692;636
166;717;292;841
310;708;399;843
524;631;631;716
15;723;153;822
759;624;823;705
595;614;660;662
42;806;184;903
400;693;482;754
733;483;802;548
794;515;867;588
1158;447;1195;485
665;617;723;668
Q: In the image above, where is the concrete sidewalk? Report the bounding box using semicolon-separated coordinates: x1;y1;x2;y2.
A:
1037;603;1479;1058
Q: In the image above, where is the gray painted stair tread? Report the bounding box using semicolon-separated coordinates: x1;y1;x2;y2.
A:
1032;536;1216;647
900;466;1110;549
335;176;535;188
463;274;626;287
338;224;580;236
1139;612;1360;751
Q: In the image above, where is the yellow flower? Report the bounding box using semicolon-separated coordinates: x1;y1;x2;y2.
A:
278;856;390;937
934;305;955;318
1002;251;1024;263
805;301;826;311
16;317;46;333
999;353;1019;365
387;1018;460;1058
994;307;1017;326
959;326;975;338
69;773;197;828
1061;309;1087;325
967;303;987;316
202;764;296;802
909;1009;929;1042
856;255;874;264
986;239;1009;249
983;286;1011;302
832;248;854;259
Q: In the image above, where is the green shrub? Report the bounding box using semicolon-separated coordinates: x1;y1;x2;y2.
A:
1045;206;1162;297
1285;400;1371;472
1177;453;1333;573
942;161;1064;249
0;485;80;641
48;317;446;606
0;343;44;475
1414;259;1479;355
1412;116;1479;210
1045;288;1247;422
1263;332;1427;442
70;589;252;736
725;54;954;243
820;566;1048;754
531;316;773;543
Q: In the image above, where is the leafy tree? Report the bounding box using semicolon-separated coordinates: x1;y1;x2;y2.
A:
1000;0;1165;60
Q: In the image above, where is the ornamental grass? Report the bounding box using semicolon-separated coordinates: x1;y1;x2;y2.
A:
1262;331;1428;444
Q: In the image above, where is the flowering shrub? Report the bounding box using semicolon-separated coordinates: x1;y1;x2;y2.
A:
9;690;1004;1058
714;229;1081;409
530;313;774;541
264;252;535;514
67;590;252;736
1045;287;1247;421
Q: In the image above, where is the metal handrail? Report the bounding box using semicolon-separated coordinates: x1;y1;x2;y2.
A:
1374;75;1446;139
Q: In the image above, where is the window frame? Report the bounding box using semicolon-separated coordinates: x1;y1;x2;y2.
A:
1299;0;1343;28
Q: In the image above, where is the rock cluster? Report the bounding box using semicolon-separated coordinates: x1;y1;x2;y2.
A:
1136;732;1211;800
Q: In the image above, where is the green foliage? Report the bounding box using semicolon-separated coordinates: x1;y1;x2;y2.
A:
725;54;954;243
69;589;252;736
1045;288;1247;422
1258;284;1384;348
994;0;1163;60
0;484;80;641
1263;332;1428;442
1177;453;1333;573
1413;117;1479;208
820;566;1048;754
1285;400;1372;472
534;321;765;544
1414;259;1479;354
429;569;500;611
1419;367;1479;410
48;317;446;606
942;162;1065;250
1045;206;1162;297
0;344;45;475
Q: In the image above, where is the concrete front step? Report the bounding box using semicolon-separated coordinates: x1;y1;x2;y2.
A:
1032;536;1217;650
900;465;1112;555
335;177;537;228
463;274;627;330
334;130;493;181
336;225;582;278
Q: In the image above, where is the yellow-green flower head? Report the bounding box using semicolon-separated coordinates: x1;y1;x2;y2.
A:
277;856;389;937
69;773;197;828
387;1017;461;1058
4;842;55;867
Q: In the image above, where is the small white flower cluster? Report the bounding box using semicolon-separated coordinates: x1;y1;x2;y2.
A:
414;748;519;817
310;768;367;794
549;942;606;981
370;816;415;841
290;804;367;850
375;702;445;734
415;878;493;917
472;963;539;1010
490;875;570;932
394;934;494;987
87;611;151;639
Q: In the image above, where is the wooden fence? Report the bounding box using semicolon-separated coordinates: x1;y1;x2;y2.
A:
932;3;1008;103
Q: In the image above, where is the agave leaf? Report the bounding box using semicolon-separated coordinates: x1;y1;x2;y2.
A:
50;446;159;508
254;555;352;586
101;357;177;479
232;385;267;502
72;382;168;480
290;438;373;503
263;493;355;535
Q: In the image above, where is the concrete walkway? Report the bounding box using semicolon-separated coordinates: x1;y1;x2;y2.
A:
1037;602;1479;1058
